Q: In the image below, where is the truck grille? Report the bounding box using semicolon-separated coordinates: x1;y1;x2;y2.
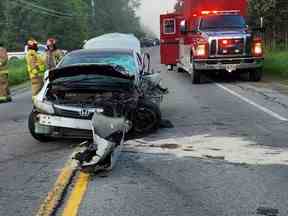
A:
245;36;252;56
217;38;244;56
210;39;217;55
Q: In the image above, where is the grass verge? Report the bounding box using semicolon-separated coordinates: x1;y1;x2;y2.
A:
264;50;288;79
8;59;29;86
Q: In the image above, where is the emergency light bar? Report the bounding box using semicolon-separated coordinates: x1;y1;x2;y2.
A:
200;10;240;15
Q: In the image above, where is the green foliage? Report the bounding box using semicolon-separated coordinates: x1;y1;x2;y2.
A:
264;50;288;77
0;0;144;51
8;59;29;86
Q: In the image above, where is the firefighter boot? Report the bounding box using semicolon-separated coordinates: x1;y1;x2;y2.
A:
0;74;11;103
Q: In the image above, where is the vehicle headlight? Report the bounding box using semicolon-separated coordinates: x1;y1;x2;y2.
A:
34;99;55;114
194;44;208;58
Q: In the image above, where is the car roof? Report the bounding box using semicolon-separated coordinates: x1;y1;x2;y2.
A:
83;33;141;53
67;48;135;57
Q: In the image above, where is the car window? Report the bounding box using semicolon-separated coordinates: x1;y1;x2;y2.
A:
60;52;137;75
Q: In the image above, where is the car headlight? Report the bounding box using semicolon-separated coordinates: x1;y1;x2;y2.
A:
34;99;55;114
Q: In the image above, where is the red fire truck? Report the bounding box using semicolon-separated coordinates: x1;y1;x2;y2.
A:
160;0;264;84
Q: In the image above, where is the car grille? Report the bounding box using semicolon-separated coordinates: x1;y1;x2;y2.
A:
54;106;94;120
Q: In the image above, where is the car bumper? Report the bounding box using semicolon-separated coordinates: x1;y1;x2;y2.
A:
34;114;93;139
194;57;263;71
37;114;92;130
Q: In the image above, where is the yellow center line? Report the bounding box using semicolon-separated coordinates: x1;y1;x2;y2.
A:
61;172;91;216
36;160;77;216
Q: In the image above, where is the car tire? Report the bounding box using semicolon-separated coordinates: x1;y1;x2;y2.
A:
132;100;161;135
192;69;201;84
177;67;184;73
28;109;54;142
9;57;18;62
249;68;263;82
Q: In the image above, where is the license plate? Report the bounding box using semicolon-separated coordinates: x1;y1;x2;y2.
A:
225;64;237;72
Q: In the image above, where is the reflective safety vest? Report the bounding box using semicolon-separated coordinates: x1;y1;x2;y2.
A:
26;49;46;79
0;47;8;75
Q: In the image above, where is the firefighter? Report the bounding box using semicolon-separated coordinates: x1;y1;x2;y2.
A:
0;44;11;103
25;39;45;101
44;38;64;70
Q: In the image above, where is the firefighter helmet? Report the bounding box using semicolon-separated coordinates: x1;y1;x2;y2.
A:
27;39;38;50
47;38;56;46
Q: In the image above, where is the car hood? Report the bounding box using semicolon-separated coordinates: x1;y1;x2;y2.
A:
49;64;135;82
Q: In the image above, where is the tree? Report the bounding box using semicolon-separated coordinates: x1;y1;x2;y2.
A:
0;0;145;50
174;0;184;13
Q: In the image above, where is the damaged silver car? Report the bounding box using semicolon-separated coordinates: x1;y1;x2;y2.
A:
29;34;167;143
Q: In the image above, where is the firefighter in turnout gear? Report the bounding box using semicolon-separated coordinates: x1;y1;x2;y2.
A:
0;44;11;103
44;38;64;70
25;39;45;101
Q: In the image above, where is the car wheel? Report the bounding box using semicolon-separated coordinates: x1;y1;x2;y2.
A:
177;67;184;73
28;109;54;142
132;100;161;135
249;68;263;82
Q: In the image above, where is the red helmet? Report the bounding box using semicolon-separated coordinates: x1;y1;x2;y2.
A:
27;39;38;50
47;38;56;46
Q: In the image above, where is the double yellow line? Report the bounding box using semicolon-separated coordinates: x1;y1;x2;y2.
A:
61;172;90;216
36;157;90;216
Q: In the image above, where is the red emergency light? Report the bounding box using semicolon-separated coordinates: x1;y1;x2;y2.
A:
200;10;240;16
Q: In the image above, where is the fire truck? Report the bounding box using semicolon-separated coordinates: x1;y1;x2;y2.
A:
160;0;264;84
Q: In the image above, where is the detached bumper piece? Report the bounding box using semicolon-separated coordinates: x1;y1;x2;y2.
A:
73;112;129;173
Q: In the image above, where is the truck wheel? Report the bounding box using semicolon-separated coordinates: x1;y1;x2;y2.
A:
249;68;263;82
28;109;54;142
192;70;201;84
168;65;174;71
132;100;161;135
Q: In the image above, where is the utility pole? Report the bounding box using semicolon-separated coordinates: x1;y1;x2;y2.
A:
91;0;96;33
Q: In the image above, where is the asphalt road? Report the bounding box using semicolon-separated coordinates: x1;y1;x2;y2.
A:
1;46;288;216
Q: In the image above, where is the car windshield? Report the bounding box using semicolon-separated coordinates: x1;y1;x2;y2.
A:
200;15;246;30
60;52;137;75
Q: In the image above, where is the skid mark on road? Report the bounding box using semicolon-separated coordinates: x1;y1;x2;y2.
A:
216;83;288;121
125;134;288;165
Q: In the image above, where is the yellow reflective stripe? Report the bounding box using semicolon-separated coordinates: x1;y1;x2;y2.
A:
0;96;8;101
0;69;8;74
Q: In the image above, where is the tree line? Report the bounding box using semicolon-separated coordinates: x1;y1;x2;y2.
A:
248;0;288;49
0;0;145;51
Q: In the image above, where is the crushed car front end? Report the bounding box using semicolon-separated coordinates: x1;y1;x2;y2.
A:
30;63;138;141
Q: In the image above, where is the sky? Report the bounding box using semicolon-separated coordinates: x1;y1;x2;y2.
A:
136;0;176;36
